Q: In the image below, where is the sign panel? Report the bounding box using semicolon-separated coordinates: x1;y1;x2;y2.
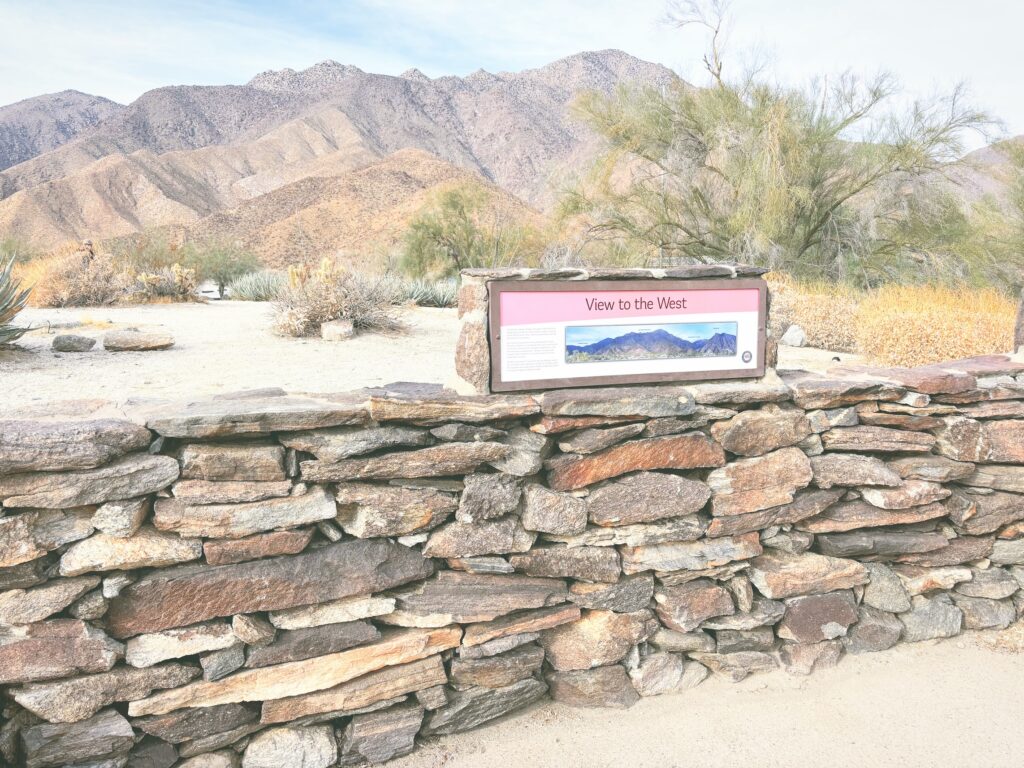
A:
488;278;767;392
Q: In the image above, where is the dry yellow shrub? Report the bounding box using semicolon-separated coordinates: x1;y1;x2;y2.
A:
855;285;1015;367
767;274;860;353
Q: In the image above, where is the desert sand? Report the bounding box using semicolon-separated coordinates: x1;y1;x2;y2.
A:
0;301;862;408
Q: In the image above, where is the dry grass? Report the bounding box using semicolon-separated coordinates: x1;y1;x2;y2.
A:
17;250;131;307
767;274;860;353
855;285;1015;367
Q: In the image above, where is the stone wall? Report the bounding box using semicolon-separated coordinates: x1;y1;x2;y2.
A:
1;356;1024;766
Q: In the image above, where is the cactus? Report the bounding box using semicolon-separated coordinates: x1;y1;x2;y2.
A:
0;257;31;345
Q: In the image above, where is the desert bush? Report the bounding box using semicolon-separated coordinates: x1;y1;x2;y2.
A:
0;257;31;345
185;243;260;298
22;249;131;308
228;270;287;301
109;232;193;274
130;264;199;303
400;278;458;308
274;260;405;337
855;285;1015;367
767;274;860;352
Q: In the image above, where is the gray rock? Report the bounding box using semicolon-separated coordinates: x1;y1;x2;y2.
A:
655;579;734;632
710;403;812;457
0;418;151;475
0;575;100;625
12;663;199;723
280;425;429;460
899;595;963;642
568;574;654;612
0;619;123;684
760;529;815;554
862;563;912;613
446;556;514;574
393;571;566;625
540;386;695;418
52;335;97;353
627;651;686;696
991;538;1024;565
843;605;903;654
201;644;245;681
587;472;711;526
429;423;507;442
955;568;1019;599
648;628;716;653
133;703;258;744
69;590;109;620
60;527;203;577
557;423;647;454
780;325;806;347
21;709;134;768
689;651;777;682
809;454;902;489
521;484;587;535
424;678;547;734
92;498;149;538
245;621;380;668
815;530;948;558
178;752;239;768
950;594;1016;630
0;454;179;509
540;609;654;671
126;621;238;668
127;737;178;768
457;473;521;523
715;626;775;653
178;443;285;481
338;701;423;764
104;331;175;352
423;516;536;558
547;665;639;708
170;480;293;505
335;482;456;538
509;545;621;583
489;427;551;476
449;644;544;689
548;516;706;548
701;598;786;630
779;639;843;675
241;725;336;768
621;532;762;575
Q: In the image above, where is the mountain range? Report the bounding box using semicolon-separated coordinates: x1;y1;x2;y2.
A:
0;50;676;262
566;328;738;363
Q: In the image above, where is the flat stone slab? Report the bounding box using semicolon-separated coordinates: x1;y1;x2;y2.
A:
147;395;370;438
540;387;695;418
104;330;175;351
0;418;152;475
301;442;510;481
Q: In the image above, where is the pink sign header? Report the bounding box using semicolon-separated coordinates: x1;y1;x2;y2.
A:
500;288;760;326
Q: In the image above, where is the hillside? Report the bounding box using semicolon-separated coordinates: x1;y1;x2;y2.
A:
0;50;678;257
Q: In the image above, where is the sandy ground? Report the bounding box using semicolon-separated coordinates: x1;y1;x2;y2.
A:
394;630;1024;768
0;301;862;408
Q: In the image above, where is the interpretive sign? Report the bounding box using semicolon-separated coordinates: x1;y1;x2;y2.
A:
488;278;767;391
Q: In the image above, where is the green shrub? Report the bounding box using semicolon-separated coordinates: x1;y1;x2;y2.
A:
228;270;287;301
0;257;31;345
186;243;260;298
400;278;458;308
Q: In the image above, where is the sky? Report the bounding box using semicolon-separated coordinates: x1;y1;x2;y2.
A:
0;0;1020;143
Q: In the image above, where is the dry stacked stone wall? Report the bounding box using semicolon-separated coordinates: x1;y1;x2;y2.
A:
1;355;1024;766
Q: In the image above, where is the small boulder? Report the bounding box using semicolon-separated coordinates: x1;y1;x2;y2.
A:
104;330;174;352
780;325;807;347
52;335;96;353
320;319;356;341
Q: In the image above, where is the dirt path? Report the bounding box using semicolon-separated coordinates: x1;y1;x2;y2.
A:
1;302;860;408
393;632;1024;768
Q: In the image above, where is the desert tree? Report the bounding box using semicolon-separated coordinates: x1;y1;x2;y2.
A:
561;0;995;285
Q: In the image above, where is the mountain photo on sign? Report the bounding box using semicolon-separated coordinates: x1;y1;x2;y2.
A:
564;322;738;363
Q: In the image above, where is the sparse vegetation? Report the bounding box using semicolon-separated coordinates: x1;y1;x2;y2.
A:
398;277;458;308
768;275;860;353
185;242;260;298
18;246;132;308
0;257;31;345
131;264;200;303
401;182;542;279
228;270;287;301
274;259;405;337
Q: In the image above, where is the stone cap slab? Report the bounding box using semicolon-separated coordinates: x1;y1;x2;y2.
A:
461;265;769;281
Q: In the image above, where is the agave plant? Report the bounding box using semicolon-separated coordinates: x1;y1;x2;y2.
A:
0;257;31;345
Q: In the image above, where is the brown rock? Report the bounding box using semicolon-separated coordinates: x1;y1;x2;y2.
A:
784;373;904;410
809;454;902;489
178;443;285;481
450;644;544;689
489;426;552;476
961;465;1024;492
959;400;1024;419
950;594;1016;629
829;363;976;395
546;433;725;491
684;376;791;405
947;491;1024;535
816;530;948;558
710;404;812;457
422;516;536;558
521;484;587;535
547;666;639;708
126;622;238;668
509;545;621;583
104;330;175;351
0;454;179;509
279;425;430;461
148;395;369;439
888;456;976;482
621;532;762;575
203;529;314;566
705;489;843;538
799;500;948;533
821;426;935;453
701;597;786;630
529;415;640;435
338;700;423;764
776;591;857;643
91;496;149;538
260;654;448;724
461;604;581;647
0;619;122;684
648;627;716;652
568;575;655;613
587;471;711;526
13;663;199;723
129;627;461;717
390;571;567;625
779;639;843;675
549;515;707;548
456;473;521;523
557;423;647;454
747;550;869;598
0;514;48;567
895;536;994;566
60;526;203;577
716;626;775;653
422;677;547;734
689;651;777;682
0;419;152;475
540;609;654;670
707;447;812;516
170;480;293;505
934;417;1024;462
857;411;944;431
154;486;336;539
891;564;974;595
540;386;695;418
859;481;951;509
246;622;380;668
369;384;539;424
0;575;99;625
268;595;396;630
654;579;734;632
21;708;134;768
335;482;456;537
301;441;509;481
106;539;432;638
